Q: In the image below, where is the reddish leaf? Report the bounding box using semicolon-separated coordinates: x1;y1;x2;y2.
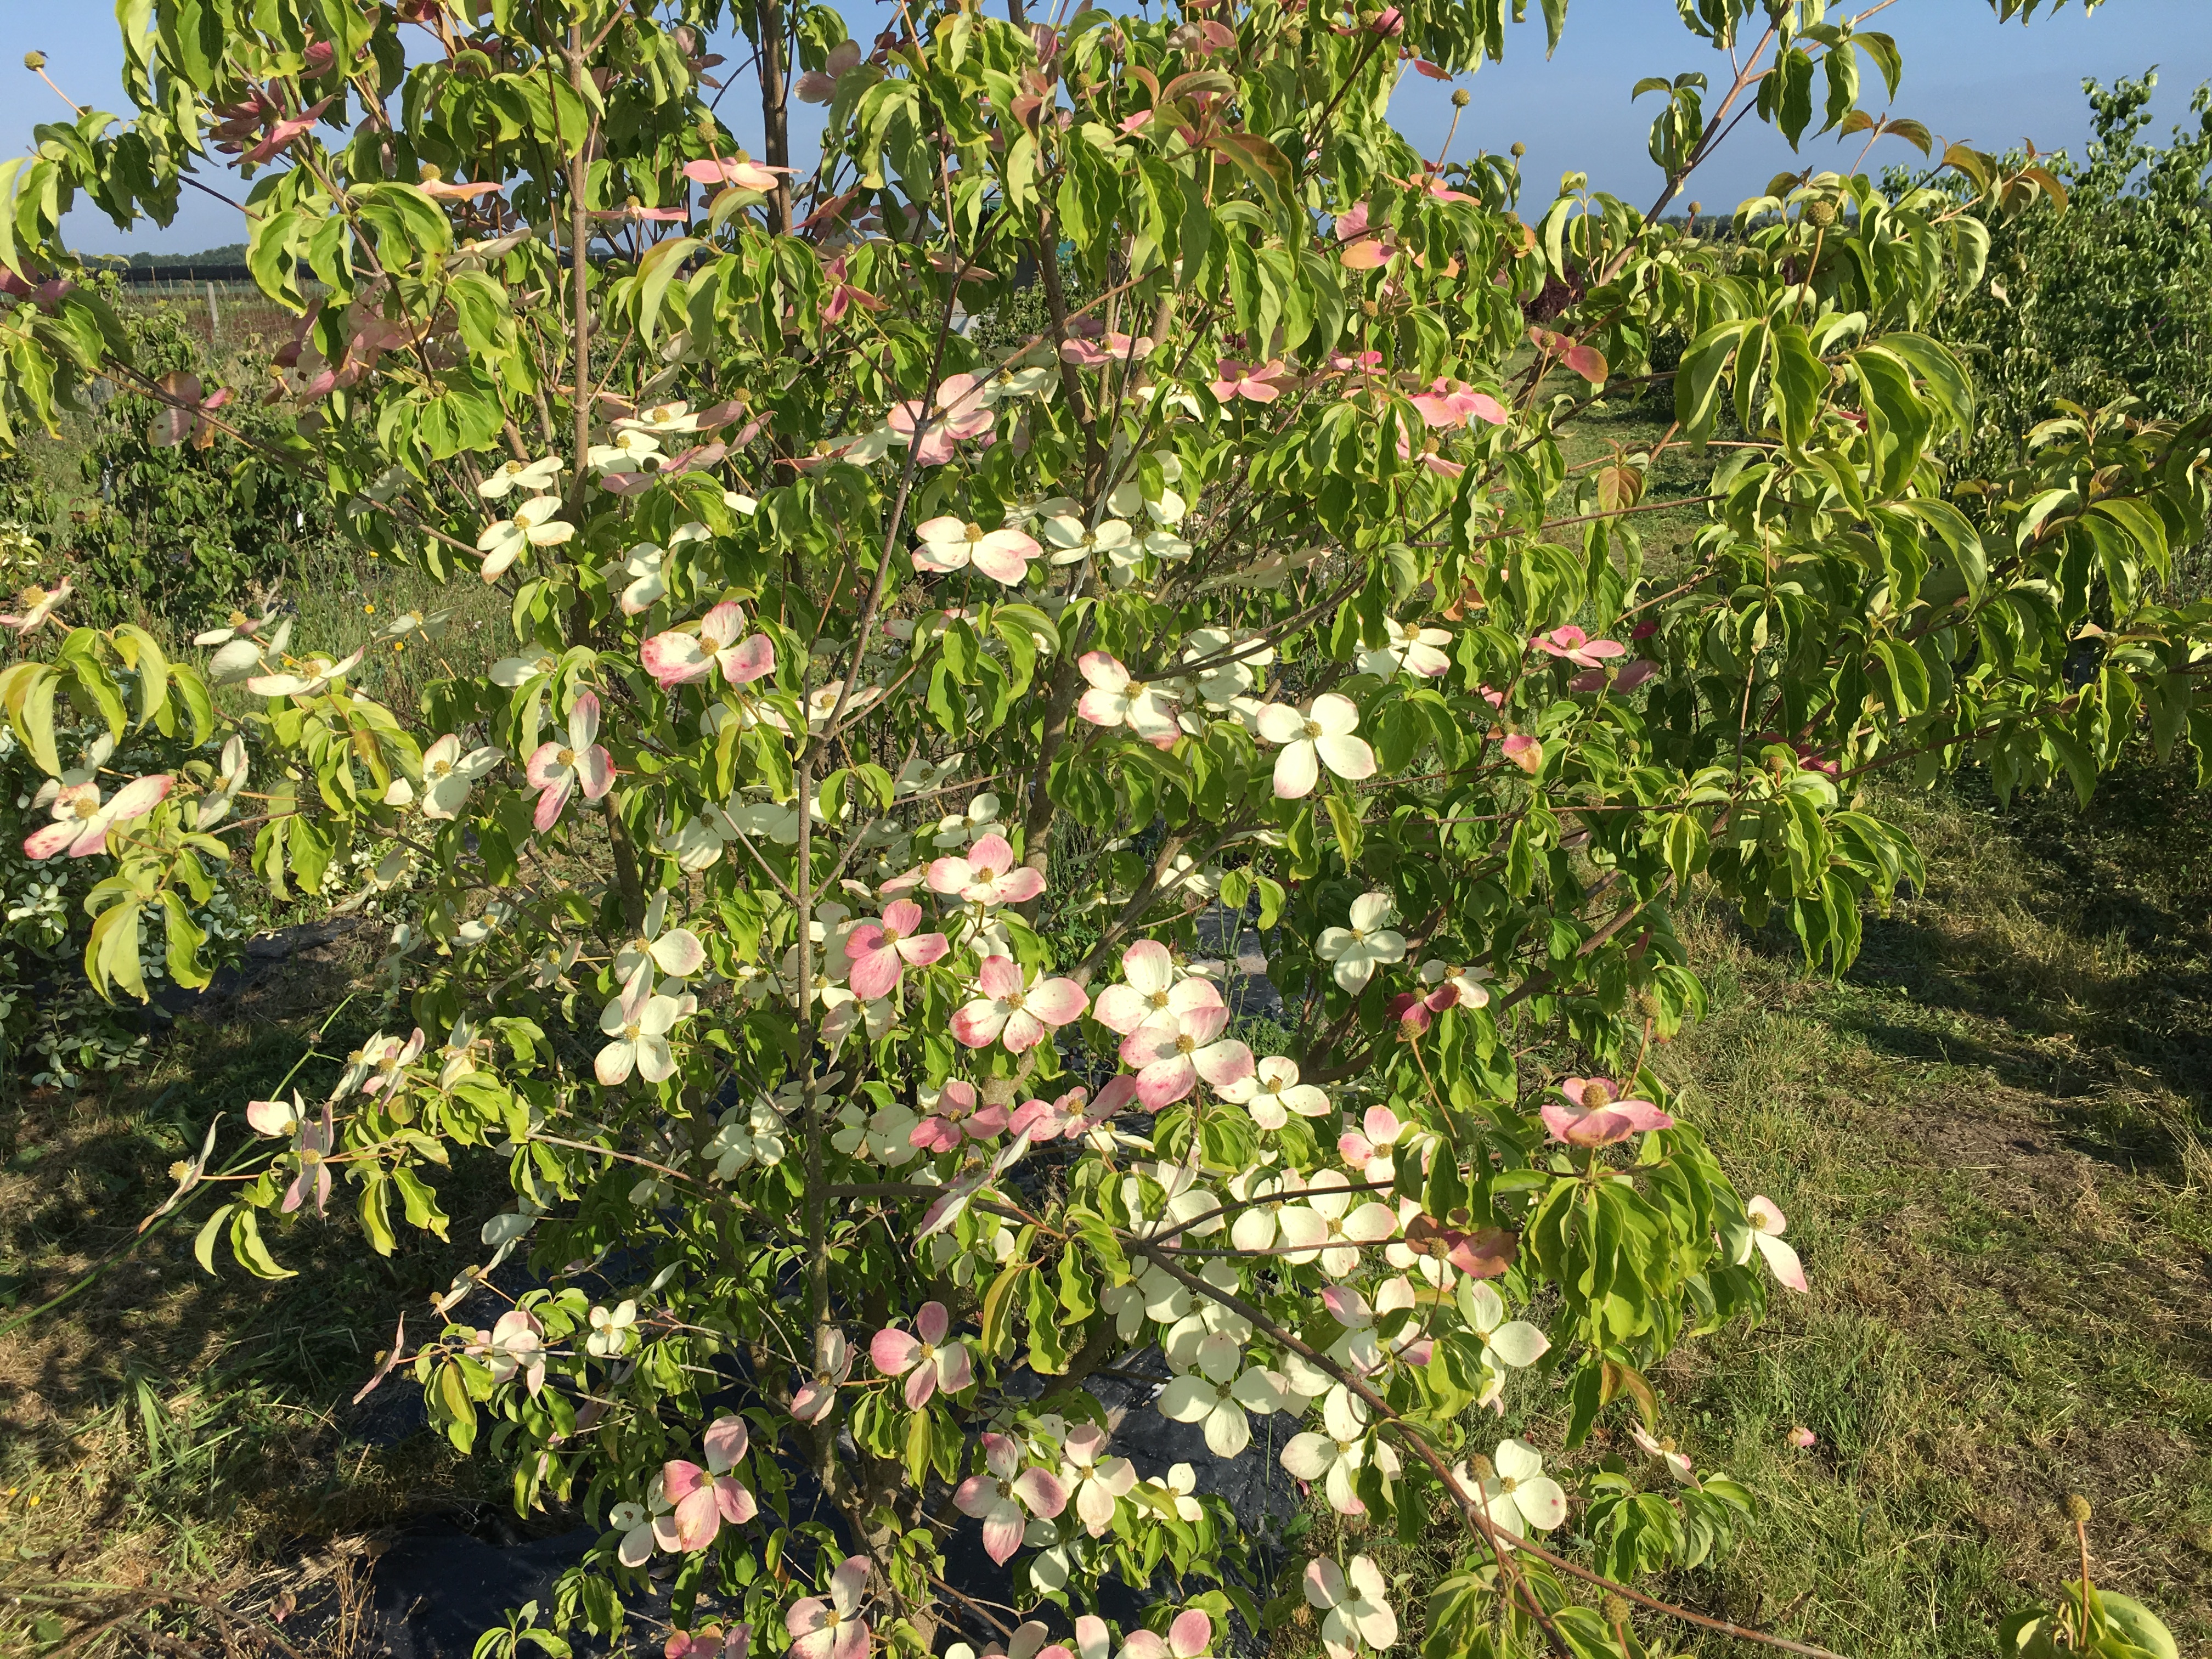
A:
1564;343;1609;386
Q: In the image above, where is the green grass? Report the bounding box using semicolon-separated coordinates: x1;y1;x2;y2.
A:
1634;760;2212;1654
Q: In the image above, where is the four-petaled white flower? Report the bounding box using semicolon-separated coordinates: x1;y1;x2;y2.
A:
197;606;289;682
1255;693;1376;798
1317;893;1406;991
478;492;574;581
1282;1385;1378;1515
912;516;1041;585
1359;617;1452;680
1058;1422;1137;1535
477;455;562;499
1139;1462;1206;1523
1302;1555;1399;1659
1277;1169;1400;1278
870;1300;974;1407
659;1414;759;1551
588;429;662;475
1218;1055;1330;1130
790;1328;854;1424
1075;652;1181;747
1629;1423;1702;1490
1418;958;1492;1010
890;373;995;466
641;600;776;690
417;734;501;820
614;890;709;991
1454;1438;1568;1538
585;1299;638;1357
952;955;1088;1052
466;1309;544;1407
843;899;950;1000
1454;1279;1550;1409
610;1479;671;1567
245;648;364;699
22;774;173;861
708;1098;788;1176
1120;1610;1213;1659
932;791;1001;849
1158;1344;1285;1458
610;541;668;613
1041;510;1135;568
1738;1194;1809;1292
1092;940;1199;1035
1119;992;1255;1109
927;831;1046;907
596;977;689;1085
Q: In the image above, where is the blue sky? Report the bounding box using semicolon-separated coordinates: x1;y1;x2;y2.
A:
10;0;2207;256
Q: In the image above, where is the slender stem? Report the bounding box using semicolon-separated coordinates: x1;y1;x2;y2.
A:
759;0;793;235
566;21;595;507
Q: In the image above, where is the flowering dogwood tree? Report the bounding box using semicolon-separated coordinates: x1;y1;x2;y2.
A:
1;1;2206;1656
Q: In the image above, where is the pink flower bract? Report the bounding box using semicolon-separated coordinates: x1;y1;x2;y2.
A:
952;955;1088;1053
952;1430;1069;1565
1539;1076;1674;1147
843;900;950;1000
869;1301;974;1407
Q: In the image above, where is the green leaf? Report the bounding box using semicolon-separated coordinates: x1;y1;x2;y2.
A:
1674;320;1748;443
229;1206;296;1280
901;1404;934;1488
86;898;146;1002
1662;812;1708;888
248;206;307;312
1770;48;1816;148
1769;322;1825;455
1903;498;1989;603
392;1165;452;1239
1856;31;1903;99
1882;332;1975;437
981;1257;1026;1359
435;1359;478;1451
121;633;172;733
1871;639;1929;719
360;1175;397;1256
19;664;61;775
1324;793;1364;865
1541;0;1568;56
1820;37;1859;134
193;1203;235;1273
1208;133;1291;217
634;235;702;346
159;890;210;990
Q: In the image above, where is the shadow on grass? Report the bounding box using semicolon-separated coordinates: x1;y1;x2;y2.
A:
1722;755;2212;1172
0;945;512;1600
1633;755;2212;1656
